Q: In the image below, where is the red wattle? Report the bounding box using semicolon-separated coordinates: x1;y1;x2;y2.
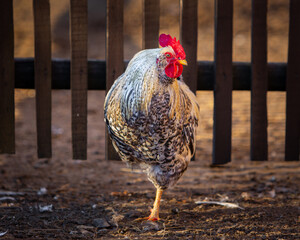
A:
165;62;183;79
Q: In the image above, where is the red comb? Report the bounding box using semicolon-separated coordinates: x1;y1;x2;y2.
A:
159;34;186;60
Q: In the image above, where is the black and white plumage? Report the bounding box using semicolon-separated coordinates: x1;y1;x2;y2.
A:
104;34;199;220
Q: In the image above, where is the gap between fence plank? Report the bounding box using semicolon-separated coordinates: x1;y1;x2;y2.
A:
0;0;15;154
213;0;233;165
70;0;88;160
251;0;268;161
33;0;52;158
106;0;124;161
285;0;300;161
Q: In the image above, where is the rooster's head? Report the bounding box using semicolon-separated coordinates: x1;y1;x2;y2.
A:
157;34;187;79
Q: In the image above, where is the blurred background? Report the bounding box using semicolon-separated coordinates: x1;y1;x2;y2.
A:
13;0;288;61
12;0;289;162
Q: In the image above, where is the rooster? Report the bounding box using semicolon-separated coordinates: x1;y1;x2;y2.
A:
104;34;199;221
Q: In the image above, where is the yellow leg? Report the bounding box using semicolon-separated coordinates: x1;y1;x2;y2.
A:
148;188;163;221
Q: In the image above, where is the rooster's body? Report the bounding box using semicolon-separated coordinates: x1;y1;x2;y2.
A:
104;34;199;220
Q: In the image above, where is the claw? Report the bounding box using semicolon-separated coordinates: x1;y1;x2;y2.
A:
133;216;150;222
147;216;159;221
134;216;160;222
133;210;160;222
147;209;160;221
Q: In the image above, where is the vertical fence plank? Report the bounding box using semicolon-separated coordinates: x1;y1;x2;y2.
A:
285;0;300;161
213;0;233;164
142;0;160;49
251;0;268;161
0;0;15;154
180;0;198;93
70;0;88;160
180;0;197;161
106;0;124;160
33;0;52;158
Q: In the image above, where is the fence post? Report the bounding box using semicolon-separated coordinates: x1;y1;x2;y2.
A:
106;0;124;160
285;0;300;161
180;0;198;94
251;0;268;161
0;0;15;154
70;0;88;160
143;0;160;49
213;0;233;164
33;0;52;158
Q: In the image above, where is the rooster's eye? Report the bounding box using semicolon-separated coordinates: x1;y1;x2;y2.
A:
165;52;172;58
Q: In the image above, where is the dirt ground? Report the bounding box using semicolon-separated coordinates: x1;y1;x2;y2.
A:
1;0;299;239
0;91;299;240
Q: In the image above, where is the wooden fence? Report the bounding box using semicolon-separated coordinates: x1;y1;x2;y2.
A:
0;0;299;164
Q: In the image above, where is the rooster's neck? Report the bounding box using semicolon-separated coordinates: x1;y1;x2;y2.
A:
158;71;175;85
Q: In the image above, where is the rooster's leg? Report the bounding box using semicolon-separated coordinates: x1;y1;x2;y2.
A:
148;188;163;221
133;188;163;222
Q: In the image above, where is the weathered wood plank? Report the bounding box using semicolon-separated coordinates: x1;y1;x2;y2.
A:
14;59;287;91
0;0;15;154
106;0;124;160
33;0;52;158
285;0;300;161
180;0;197;161
251;0;268;161
180;0;197;93
213;0;233;165
143;0;160;49
70;0;88;160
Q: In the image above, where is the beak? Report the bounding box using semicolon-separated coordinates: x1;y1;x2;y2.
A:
178;59;188;66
